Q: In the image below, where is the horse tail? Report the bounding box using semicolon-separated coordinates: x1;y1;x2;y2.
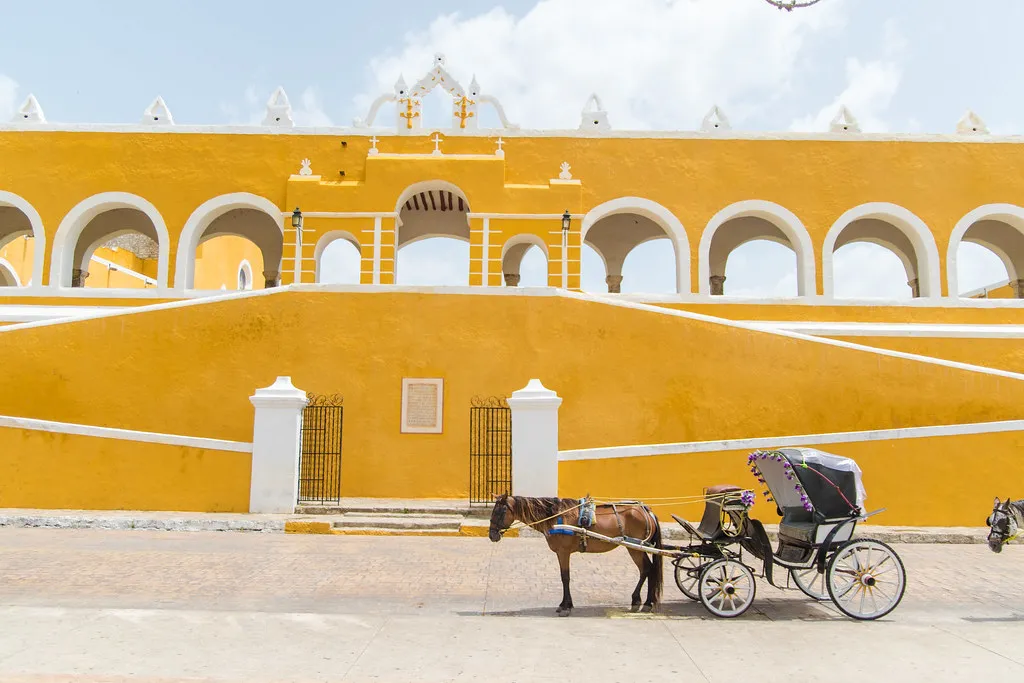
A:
649;516;664;605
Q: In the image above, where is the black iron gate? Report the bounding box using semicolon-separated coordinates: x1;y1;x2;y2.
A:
469;396;512;504
298;393;344;504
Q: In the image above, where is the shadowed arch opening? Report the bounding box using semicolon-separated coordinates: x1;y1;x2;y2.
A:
699;201;814;297
581;198;688;294
394;181;471;286
949;205;1024;298
0;257;20;286
823;203;940;299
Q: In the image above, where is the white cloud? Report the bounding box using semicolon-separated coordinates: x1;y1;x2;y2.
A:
832;243;912;299
0;74;19;121
395;239;470;286
790;57;901;133
219;85;333;126
318;240;361;284
354;0;846;130
293;87;332;127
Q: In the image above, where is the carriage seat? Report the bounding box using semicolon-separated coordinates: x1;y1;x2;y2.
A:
778;521;816;545
672;484;746;541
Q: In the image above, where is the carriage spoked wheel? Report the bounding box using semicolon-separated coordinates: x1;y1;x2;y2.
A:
790;567;829;601
673;554;702;601
697;558;756;618
825;538;906;620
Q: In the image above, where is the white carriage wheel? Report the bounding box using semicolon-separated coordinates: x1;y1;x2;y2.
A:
826;538;906;621
790;567;829;601
698;559;756;618
674;554;702;601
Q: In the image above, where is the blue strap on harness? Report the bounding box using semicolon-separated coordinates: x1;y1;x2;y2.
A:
547;515;575;535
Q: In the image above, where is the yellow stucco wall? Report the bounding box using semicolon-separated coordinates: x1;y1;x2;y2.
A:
4;130;1024;292
0;288;1021;499
826;336;1024;375
193;235;266;291
0;426;251;512
559;429;1024;527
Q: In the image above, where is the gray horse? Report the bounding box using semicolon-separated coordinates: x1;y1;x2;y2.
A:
987;497;1024;553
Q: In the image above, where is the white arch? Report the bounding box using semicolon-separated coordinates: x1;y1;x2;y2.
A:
581;197;690;294
314;230;361;283
0;257;21;286
948;203;1024;297
50;192;169;288
823;202;941;299
393;180;471;228
501;233;549;259
698;200;816;296
175;192;282;289
0;191;45;290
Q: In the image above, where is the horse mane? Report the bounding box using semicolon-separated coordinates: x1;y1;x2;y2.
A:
1008;499;1024;522
510;496;580;532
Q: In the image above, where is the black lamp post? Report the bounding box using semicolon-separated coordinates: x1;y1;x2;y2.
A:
561;209;571;232
291;207;303;230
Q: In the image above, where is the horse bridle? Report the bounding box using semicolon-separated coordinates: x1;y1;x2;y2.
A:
987;502;1020;547
491;495;515;537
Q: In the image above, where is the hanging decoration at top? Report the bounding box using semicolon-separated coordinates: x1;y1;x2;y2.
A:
762;0;824;10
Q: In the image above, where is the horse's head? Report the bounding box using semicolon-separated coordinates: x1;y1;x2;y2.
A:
489;493;514;542
987;497;1017;553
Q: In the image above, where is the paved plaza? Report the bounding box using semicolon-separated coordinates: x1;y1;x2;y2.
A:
0;528;1021;682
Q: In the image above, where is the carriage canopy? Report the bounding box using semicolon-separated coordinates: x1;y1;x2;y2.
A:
750;447;867;518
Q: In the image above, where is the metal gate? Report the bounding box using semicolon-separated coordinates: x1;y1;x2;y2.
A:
469;396;512;504
298;393;344;504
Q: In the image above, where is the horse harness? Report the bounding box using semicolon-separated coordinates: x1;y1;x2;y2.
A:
575;501;656;554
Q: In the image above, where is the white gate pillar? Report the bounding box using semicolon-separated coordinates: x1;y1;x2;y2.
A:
507;379;562;497
249;376;308;513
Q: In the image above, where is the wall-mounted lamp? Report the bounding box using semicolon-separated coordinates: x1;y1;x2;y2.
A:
561;209;571;232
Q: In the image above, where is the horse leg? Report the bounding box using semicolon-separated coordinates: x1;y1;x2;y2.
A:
627;548;649;611
556;548;573;616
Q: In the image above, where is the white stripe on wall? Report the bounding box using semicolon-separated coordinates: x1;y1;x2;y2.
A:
0;415;253;453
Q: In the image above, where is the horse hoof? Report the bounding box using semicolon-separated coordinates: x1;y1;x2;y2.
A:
641;604;654;613
557;608;572;617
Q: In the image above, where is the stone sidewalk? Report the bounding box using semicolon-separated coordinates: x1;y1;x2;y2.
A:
0;506;1009;544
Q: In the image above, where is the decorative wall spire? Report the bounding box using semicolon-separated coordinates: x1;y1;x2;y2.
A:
829;105;860;133
701;105;731;132
13;94;45;123
263;87;294;127
142;96;174;125
580;93;610;131
956;110;989;135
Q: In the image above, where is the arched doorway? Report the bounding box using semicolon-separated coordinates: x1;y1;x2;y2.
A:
699;201;814;297
0;192;43;288
50;193;168;288
394;182;471;286
949;205;1024;298
581;198;688;294
823;203;940;299
501;235;549;287
177;193;283;290
315;230;362;284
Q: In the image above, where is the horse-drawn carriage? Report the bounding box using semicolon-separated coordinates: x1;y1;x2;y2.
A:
539;447;907;620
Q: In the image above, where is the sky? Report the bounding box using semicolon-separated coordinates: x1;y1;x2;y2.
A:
1;0;1019;297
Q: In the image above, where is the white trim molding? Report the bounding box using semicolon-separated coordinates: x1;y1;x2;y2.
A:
823;203;942;299
948;203;1024;297
0;191;46;291
748;321;1024;338
50;192;170;288
0;414;252;453
176;192;283;289
313;230;361;283
698;200;816;297
559;419;1024;462
581;197;690;294
0;257;22;287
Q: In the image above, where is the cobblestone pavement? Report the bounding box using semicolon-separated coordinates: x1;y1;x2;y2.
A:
0;528;1022;682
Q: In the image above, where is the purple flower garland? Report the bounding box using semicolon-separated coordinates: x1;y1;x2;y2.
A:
747;449;814;512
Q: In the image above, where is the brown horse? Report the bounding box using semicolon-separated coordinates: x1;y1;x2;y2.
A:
489;494;663;616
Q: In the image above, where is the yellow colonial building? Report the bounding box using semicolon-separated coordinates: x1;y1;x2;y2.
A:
0;56;1022;527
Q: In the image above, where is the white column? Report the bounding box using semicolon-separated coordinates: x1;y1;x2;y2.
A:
249;376;308;513
372;216;382;285
507;379;562;497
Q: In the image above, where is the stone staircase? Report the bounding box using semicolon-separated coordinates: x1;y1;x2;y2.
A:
289;499;495;536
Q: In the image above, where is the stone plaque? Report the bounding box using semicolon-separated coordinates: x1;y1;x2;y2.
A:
401;378;443;433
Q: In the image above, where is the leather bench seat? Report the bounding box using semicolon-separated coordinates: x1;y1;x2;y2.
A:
779;521;816;545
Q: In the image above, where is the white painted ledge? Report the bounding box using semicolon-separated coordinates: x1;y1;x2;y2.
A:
748;322;1024;338
559;419;1024;462
0;415;252;453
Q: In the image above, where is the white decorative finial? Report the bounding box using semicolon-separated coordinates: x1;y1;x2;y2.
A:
434;53;446;67
299;158;313;176
13;94;45;123
579;93;610;131
368;135;380;156
469;76;480;97
558;162;573;180
956;110;989;135
263;87;294;127
142;96;174;125
431;132;443;156
829;105;860;133
701;105;731;132
495;136;505;158
395;75;408;96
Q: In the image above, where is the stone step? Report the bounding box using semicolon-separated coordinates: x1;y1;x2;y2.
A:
331;514;464;531
328;527;464;537
295;504;489;517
